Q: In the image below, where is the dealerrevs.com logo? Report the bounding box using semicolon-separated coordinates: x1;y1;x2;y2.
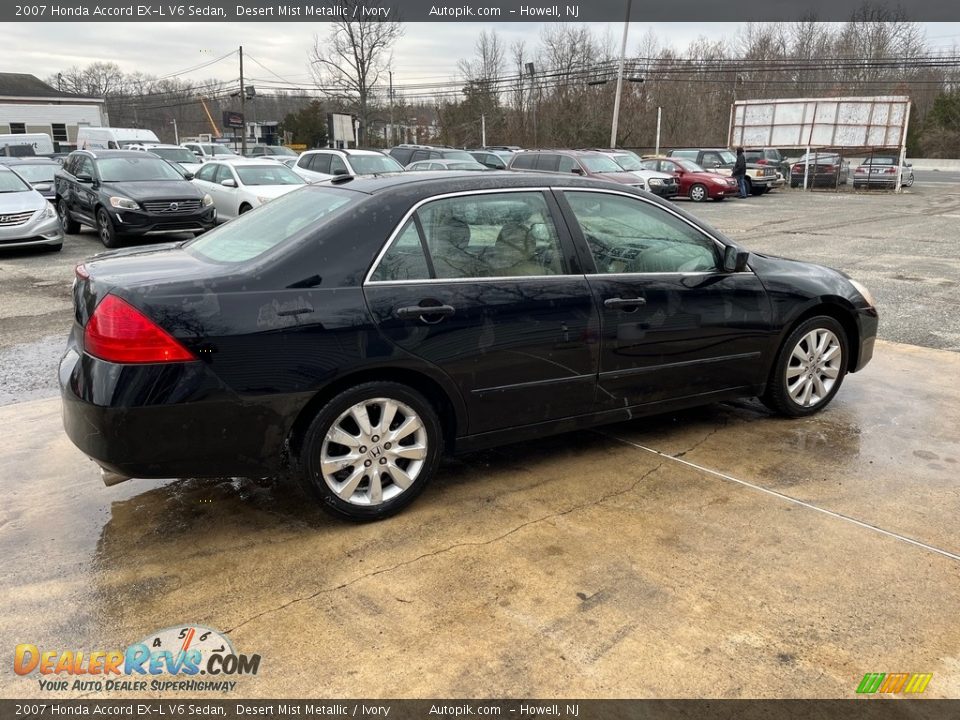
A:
14;625;261;694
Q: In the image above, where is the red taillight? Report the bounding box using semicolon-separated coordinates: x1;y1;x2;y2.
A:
792;164;803;173
823;164;836;172
756;158;768;164
84;294;195;364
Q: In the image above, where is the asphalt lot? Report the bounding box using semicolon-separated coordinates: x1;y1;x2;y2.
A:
1;175;959;699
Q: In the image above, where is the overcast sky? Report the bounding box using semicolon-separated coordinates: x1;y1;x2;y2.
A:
6;21;960;94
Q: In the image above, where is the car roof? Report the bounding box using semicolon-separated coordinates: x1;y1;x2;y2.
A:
304;148;385;156
72;149;152;159
517;149;607;157
324;170;639;196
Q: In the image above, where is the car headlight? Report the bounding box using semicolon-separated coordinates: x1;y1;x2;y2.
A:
109;196;139;210
648;178;662;186
202;193;214;207
256;195;271;205
849;279;876;308
42;203;57;219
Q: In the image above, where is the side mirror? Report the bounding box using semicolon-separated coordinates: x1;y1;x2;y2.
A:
76;173;93;184
221;178;237;187
723;246;750;273
183;172;195;181
332;168;349;176
192;151;203;158
571;167;584;175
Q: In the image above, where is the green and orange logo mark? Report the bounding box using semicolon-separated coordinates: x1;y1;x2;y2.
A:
856;672;932;694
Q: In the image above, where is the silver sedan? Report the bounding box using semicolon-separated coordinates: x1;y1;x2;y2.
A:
0;166;63;251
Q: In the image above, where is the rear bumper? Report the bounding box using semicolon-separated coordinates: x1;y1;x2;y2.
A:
59;343;301;479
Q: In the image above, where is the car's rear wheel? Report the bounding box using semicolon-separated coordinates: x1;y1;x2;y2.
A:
239;203;252;214
762;315;849;417
57;199;80;234
298;382;443;520
96;207;121;249
688;183;708;202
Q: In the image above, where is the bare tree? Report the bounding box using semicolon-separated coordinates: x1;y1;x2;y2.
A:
308;0;404;144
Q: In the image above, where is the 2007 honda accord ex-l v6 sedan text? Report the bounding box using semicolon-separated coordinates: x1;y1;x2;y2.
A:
60;172;878;520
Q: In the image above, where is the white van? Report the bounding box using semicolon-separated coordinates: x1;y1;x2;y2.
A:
0;133;54;156
76;127;160;151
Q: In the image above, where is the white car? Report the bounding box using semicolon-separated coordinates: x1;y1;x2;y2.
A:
0;166;63;251
293;148;404;182
191;159;306;222
126;144;204;176
182;141;241;163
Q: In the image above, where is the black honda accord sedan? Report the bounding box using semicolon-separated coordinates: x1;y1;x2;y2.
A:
61;172;878;519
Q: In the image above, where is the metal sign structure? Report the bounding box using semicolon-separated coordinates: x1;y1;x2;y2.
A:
729;96;912;191
327;112;355;148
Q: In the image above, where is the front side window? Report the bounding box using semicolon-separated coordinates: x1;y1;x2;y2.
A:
329;156;348;175
558;156;578;173
195;163;218;182
565;191;720;274
371;192;564;281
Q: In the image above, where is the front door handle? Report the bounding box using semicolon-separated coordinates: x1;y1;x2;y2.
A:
395;304;456;322
604;297;646;310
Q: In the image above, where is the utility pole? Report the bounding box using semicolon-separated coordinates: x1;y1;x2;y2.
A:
389;70;395;147
609;0;632;149
170;118;178;145
655;106;661;156
481;113;486;147
239;45;247;155
526;63;537;148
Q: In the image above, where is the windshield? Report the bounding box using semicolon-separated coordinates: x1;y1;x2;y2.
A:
442;150;475;161
581;155;625;173
349;154;405;174
0;170;30;192
235;165;305;186
97;157;185;182
718;150;737;165
267;146;297;156
612;154;643;171
676;159;704;172
186;186;355;263
864;157;896;165
201;144;238;157
10;164;55;183
151;148;198;164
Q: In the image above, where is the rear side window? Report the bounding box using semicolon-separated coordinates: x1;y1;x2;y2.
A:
187;187;355;263
370;220;431;282
389;148;413;165
671;150;698;161
510;154;536;170
535;154;561;172
410;150;430;163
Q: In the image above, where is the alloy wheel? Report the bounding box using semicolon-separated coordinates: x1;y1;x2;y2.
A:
785;328;843;407
319;397;428;507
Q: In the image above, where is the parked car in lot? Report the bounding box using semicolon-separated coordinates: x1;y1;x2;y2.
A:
406;158;489;172
60;172;878;520
126;143;203;176
181;142;240;162
469;150;512;169
78;127;160;150
509;149;673;195
191;159;305;221
586;149;679;198
245;145;297;159
0;165;62;251
853;157;914;188
0;157;60;201
55;149;216;248
387;144;477;166
294;148;405;182
666;148;781;195
641;156;738;201
744;148;791;177
789;153;851;187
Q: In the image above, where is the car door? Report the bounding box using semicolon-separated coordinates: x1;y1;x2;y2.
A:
74;155;100;225
363;189;599;435
213;164;241;220
191;162;220;211
557;188;772;409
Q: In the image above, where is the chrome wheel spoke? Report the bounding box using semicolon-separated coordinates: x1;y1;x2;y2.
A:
822;345;841;362
388;415;423;443
786;365;805;379
368;469;383;504
378;400;399;434
812;374;827;399
321;452;360;475
336;465;366;500
350;405;373;438
328;426;361;449
386;461;415;490
791;345;810;364
800;378;813;406
822;365;840;379
390;443;427;461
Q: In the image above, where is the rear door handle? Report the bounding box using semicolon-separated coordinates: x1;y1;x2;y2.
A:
395;304;456;320
604;297;646;309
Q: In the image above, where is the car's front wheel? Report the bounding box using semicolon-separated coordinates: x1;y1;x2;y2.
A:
57;199;80;234
762;315;849;417
688;183;708;202
298;382;443;520
96;207;121;248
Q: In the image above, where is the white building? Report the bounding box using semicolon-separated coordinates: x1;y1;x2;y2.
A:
0;73;107;150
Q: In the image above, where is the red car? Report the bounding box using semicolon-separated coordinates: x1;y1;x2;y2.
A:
641;156;739;202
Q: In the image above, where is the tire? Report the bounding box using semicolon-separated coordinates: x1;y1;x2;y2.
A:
762;315;849;418
57;199;80;234
904;174;914;188
714;195;726;201
750;183;765;196
95;207;121;249
238;203;252;215
790;180;799;188
688;184;708;202
297;381;444;521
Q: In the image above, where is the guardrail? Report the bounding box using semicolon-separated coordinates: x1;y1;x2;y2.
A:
905;158;960;171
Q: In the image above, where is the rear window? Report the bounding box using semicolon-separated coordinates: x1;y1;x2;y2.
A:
670;150;699;160
185;186;355;263
510;153;536;170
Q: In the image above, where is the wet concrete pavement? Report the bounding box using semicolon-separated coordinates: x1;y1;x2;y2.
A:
2;340;958;699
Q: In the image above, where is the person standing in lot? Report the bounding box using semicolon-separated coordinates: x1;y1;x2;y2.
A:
733;147;748;198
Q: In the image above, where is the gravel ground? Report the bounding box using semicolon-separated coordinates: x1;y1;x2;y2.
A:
1;176;957;406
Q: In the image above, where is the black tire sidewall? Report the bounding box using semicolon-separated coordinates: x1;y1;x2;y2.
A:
765;315;849;417
58;199;79;233
96;208;120;248
298;382;443;521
